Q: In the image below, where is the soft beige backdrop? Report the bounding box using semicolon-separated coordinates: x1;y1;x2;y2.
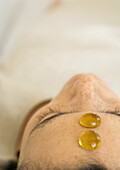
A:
0;0;120;164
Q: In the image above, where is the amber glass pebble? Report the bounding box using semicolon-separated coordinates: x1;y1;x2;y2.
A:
80;113;101;128
79;130;101;150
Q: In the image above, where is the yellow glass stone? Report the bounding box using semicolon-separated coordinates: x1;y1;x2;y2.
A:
79;130;101;150
80;113;101;128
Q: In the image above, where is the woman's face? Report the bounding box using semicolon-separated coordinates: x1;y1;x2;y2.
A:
18;74;120;169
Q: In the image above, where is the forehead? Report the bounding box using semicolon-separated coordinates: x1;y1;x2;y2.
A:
24;112;120;168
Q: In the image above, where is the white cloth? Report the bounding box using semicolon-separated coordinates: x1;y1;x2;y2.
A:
0;0;120;162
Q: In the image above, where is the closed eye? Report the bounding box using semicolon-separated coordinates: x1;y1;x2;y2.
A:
29;108;120;136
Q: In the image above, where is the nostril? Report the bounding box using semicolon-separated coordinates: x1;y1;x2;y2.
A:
17;151;20;161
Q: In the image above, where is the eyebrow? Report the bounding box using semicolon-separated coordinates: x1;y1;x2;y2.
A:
29;111;120;136
17;163;110;170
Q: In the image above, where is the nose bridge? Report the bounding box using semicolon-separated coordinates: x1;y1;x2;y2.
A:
52;74;120;113
54;74;99;110
71;74;96;101
69;74;98;111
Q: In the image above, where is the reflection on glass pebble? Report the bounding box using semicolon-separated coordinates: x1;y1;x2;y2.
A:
79;130;101;150
80;113;101;128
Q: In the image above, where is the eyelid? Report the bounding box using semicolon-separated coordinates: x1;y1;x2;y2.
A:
29;110;69;136
30;108;80;135
31;107;120;135
38;112;57;124
38;108;58;123
38;107;80;124
29;111;56;136
37;106;120;124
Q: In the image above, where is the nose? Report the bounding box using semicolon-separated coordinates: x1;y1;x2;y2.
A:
53;74;120;113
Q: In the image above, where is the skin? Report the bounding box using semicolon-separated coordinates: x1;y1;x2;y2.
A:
18;74;120;169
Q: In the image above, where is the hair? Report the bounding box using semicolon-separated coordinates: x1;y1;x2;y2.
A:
1;160;17;170
79;164;109;170
15;163;109;170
